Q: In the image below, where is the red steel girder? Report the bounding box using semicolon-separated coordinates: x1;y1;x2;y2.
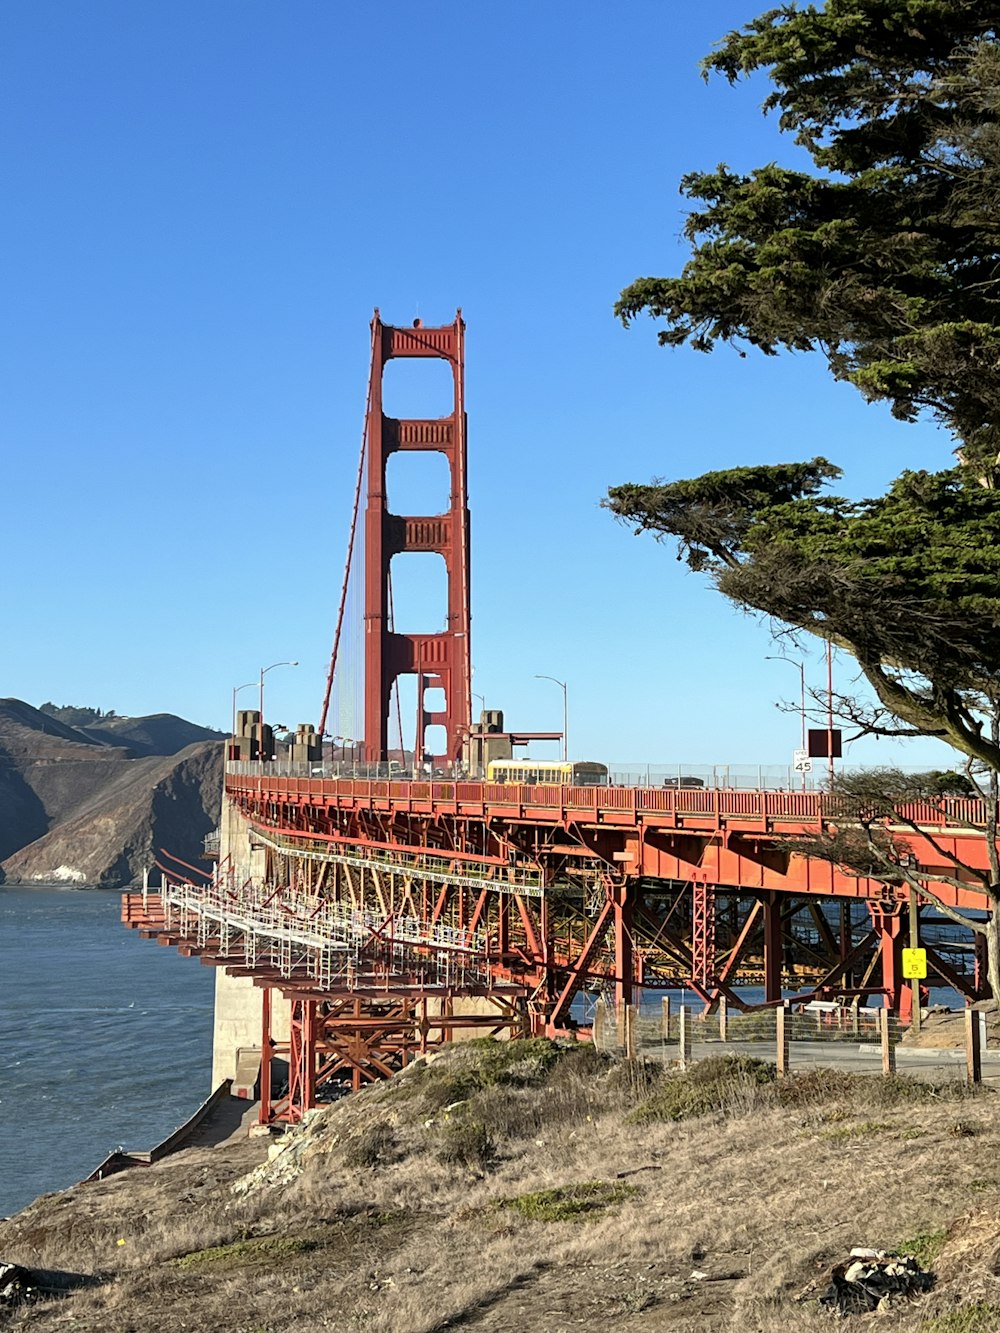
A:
691;877;717;989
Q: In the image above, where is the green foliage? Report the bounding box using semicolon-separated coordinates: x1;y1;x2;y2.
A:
39;702;117;727
499;1180;639;1223
921;1308;1000;1333
608;0;1000;797
898;1228;949;1268
617;4;1000;467
630;1058;970;1125
172;1234;318;1270
412;1038;564;1111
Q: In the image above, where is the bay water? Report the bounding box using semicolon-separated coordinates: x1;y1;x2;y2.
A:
0;885;215;1217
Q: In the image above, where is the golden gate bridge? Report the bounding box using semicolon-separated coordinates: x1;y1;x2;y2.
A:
123;311;996;1124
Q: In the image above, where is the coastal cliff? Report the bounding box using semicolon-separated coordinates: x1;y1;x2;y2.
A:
0;699;224;888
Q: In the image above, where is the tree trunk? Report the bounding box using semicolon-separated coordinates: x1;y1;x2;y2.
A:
985;896;1000;1008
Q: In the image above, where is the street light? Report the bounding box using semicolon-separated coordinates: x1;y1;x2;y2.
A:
535;674;568;762
259;660;298;762
765;655;806;790
231;681;257;748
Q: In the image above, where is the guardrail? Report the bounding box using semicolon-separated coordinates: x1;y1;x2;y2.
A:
225;767;990;831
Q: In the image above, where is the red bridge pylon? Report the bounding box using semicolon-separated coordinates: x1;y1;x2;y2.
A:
363;310;471;765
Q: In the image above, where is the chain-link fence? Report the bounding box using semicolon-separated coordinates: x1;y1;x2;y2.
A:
593;999;994;1084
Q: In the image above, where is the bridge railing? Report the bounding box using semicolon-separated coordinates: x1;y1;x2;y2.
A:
224;765;992;830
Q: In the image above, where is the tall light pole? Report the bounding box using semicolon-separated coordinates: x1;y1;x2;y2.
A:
765;656;806;791
259;660;298;762
232;681;256;750
535;675;568;762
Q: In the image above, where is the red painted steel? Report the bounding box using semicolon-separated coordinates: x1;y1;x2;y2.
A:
363;311;471;764
225;771;997;913
121;314;1000;1124
691;878;716;988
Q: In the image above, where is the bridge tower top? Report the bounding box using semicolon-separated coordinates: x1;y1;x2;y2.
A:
363;310;471;765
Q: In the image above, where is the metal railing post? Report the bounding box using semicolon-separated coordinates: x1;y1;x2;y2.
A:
965;1007;982;1086
880;1007;896;1076
776;1004;789;1076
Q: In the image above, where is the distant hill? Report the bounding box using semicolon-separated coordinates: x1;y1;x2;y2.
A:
0;699;224;888
77;713;226;758
39;702;225;758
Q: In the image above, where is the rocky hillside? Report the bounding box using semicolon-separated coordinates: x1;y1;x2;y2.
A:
0;699;224;888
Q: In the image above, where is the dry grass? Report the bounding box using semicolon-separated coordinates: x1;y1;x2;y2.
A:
3;1041;1000;1331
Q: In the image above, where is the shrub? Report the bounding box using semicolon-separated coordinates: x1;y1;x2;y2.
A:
415;1038;565;1112
629;1055;774;1124
343;1122;398;1170
435;1119;497;1171
898;1228;948;1267
500;1181;639;1223
171;1235;318;1271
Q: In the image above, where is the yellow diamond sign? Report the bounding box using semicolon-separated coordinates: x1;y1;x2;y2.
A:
902;947;927;980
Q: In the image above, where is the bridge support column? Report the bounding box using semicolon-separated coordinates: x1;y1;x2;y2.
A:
762;892;783;1004
613;882;634;1013
691;879;716;989
870;903;905;1016
259;986;273;1126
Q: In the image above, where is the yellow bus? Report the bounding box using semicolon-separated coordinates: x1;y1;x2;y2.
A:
486;759;609;787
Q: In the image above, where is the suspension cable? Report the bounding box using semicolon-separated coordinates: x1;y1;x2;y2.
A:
388;573;405;761
318;324;376;739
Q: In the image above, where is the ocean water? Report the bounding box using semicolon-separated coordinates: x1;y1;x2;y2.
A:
0;885;215;1217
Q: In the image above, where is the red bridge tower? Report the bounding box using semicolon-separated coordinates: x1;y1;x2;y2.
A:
363;311;471;764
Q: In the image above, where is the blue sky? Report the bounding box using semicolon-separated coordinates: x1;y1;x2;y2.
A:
2;2;958;770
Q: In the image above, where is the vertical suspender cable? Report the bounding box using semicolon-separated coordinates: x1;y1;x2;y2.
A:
387;574;405;760
318;326;376;740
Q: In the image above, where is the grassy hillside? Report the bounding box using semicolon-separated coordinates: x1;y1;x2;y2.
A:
2;1041;999;1331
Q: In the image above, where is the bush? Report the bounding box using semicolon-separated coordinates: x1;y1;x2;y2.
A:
435;1119;498;1171
415;1038;564;1112
629;1055;775;1125
343;1122;397;1170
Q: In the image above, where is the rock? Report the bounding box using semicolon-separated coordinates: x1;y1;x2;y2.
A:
0;1261;39;1308
819;1250;934;1315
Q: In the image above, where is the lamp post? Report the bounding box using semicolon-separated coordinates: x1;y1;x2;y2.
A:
765;655;807;791
535;675;568;762
231;681;256;752
259;660;298;762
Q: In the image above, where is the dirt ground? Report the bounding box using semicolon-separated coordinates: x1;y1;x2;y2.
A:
4;1042;1000;1332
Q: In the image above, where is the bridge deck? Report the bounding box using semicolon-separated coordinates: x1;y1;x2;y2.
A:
225;772;994;912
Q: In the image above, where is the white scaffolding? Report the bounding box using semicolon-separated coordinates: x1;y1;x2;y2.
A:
161;876;490;990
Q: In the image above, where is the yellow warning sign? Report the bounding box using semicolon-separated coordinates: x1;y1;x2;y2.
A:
902;948;927;980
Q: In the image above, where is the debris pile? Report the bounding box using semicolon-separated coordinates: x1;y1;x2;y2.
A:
818;1248;935;1315
0;1261;39;1309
